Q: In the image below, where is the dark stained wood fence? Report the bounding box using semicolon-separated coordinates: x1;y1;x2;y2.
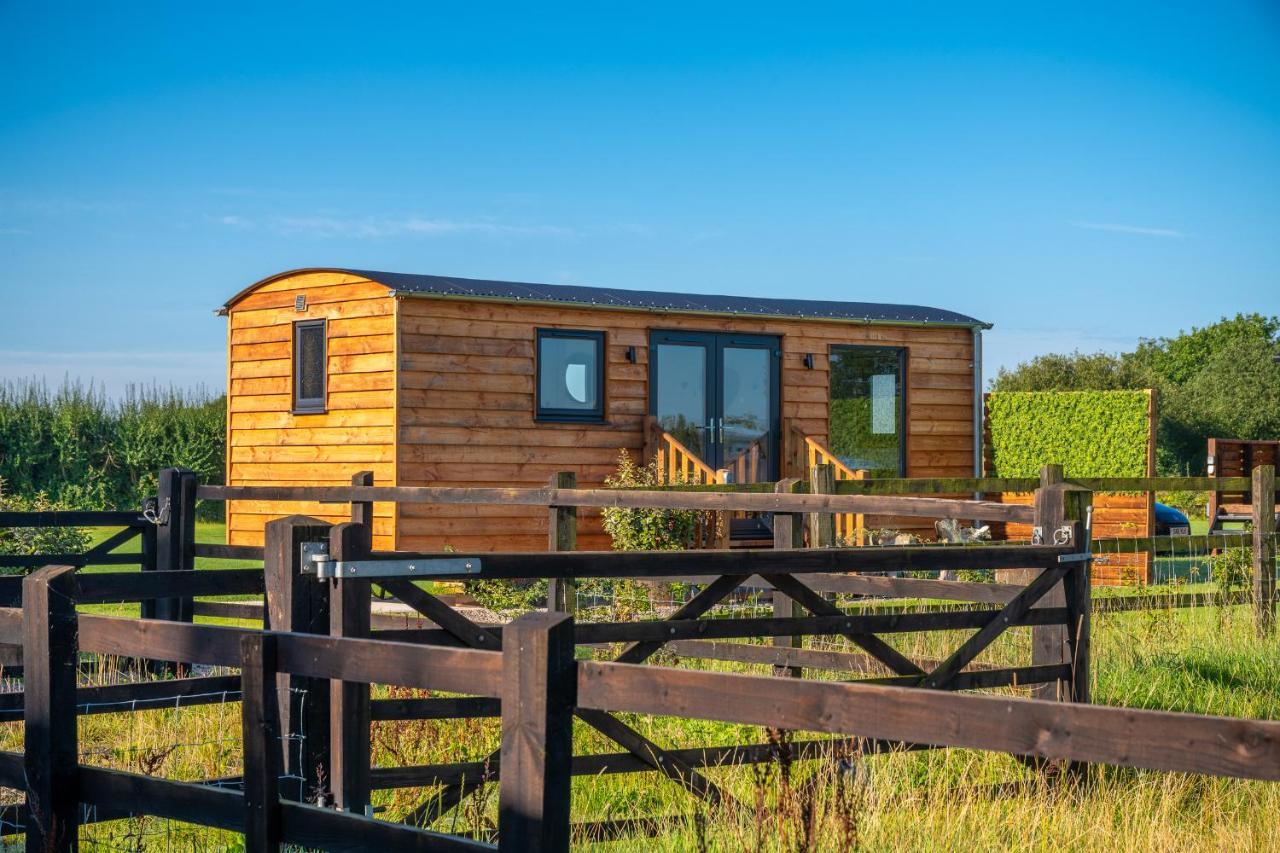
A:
1;466;1277;850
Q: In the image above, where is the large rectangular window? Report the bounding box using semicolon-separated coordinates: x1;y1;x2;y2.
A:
828;345;906;476
293;319;327;413
536;329;605;422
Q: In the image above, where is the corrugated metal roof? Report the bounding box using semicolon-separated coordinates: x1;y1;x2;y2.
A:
224;268;991;328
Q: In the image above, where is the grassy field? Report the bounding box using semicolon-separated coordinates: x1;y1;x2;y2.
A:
11;524;1280;850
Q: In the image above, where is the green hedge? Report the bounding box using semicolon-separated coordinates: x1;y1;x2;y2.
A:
0;381;225;513
986;390;1151;477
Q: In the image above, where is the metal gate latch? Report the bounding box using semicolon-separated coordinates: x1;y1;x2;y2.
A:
1056;505;1094;565
300;542;481;579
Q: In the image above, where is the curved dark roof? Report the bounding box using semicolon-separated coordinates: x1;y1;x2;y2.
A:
222;267;990;328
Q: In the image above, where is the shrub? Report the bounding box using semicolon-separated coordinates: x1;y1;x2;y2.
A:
1210;547;1251;592
600;450;701;551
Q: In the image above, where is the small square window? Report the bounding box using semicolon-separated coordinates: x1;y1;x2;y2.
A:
536;329;605;422
293;319;327;413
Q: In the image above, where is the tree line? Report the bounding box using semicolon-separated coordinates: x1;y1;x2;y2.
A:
991;314;1280;474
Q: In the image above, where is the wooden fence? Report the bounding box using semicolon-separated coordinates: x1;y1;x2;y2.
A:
0;466;1277;849
4;529;1280;851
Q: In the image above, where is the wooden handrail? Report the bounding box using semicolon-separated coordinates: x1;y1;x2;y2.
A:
723;435;765;484
801;434;868;545
648;419;718;486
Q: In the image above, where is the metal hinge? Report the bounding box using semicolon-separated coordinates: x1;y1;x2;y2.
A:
300;542;481;580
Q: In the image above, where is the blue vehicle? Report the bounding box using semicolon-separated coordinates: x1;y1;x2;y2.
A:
1154;502;1191;536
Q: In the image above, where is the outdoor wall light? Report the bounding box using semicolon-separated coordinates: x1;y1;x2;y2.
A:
803;353;815;369
626;346;637;363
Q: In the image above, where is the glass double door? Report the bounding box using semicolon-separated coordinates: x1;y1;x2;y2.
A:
649;331;781;482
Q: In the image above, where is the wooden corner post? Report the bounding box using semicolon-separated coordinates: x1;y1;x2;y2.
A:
1253;464;1276;637
547;472;578;613
264;515;332;801
23;565;79;853
498;611;576;852
329;520;372;813
808;463;836;548
241;632;283;852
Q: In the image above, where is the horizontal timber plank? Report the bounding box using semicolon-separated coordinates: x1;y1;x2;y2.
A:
577;662;1280;780
0;552;141;569
1093;534;1258;554
273;632;502;696
278;800;494;851
79;765;243;831
573;607;1069;644
796;573;1029;604
79;615;253;667
201;484;1036;523
0;511;145;527
371;737;930;789
371;695;500;721
76;569;264;603
194;543;265;561
342;543;1069;580
0;674;242;720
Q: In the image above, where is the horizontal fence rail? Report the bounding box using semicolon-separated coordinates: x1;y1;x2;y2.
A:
201;484;1036;523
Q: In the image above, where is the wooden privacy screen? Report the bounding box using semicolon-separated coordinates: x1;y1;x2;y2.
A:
1208;438;1280;533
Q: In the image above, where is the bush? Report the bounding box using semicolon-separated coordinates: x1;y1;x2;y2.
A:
1210;547;1251;592
0;380;225;514
600;450;701;551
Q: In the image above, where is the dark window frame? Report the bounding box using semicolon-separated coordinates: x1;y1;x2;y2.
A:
535;328;606;423
292;318;327;414
827;344;909;477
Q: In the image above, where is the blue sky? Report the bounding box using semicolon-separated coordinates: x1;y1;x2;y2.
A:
2;2;1278;395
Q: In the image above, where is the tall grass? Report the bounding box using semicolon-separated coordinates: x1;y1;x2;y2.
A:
2;598;1275;849
0;379;224;512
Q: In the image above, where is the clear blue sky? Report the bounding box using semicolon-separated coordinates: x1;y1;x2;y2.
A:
2;2;1278;395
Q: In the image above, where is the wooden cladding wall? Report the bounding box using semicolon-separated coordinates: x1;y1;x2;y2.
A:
394;296;976;552
224;273;978;551
225;271;398;549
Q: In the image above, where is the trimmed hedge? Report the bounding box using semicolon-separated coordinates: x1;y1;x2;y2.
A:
986;390;1151;477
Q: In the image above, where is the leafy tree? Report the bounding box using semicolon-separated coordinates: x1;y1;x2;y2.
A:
992;314;1280;474
990;351;1139;392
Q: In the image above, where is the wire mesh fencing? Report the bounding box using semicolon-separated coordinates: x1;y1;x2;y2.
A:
0;653;326;850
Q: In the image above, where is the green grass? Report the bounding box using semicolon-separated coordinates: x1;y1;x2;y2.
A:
15;524;1280;849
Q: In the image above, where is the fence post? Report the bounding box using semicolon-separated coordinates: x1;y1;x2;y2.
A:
1253;464;1276;637
241;632;283;851
1028;464;1067;701
23;565;79;853
149;467;197;623
329;521;372;813
714;469;731;549
498;611;575;852
547;472;577;614
348;471;374;550
264;515;332;802
1061;488;1093;703
772;478;804;678
808;463;836;548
